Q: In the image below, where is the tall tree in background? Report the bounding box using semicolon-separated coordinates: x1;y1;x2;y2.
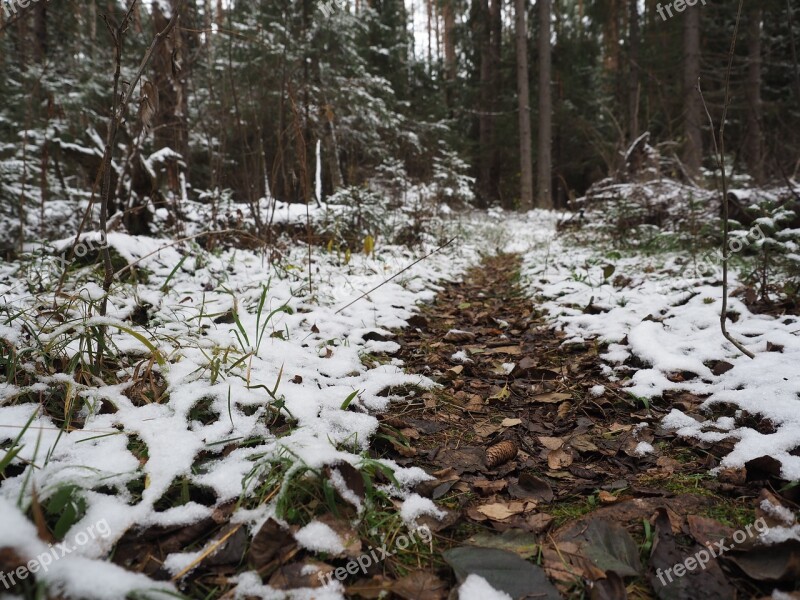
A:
516;0;533;210
475;0;499;207
536;0;553;209
628;0;640;141
682;1;702;178
745;6;763;183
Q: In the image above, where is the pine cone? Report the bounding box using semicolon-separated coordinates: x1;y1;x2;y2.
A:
485;440;518;469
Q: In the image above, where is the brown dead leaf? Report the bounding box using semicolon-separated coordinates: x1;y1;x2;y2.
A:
687;515;734;549
345;576;394;599
269;560;331;589
249;518;297;570
477;502;526;521
501;418;522;428
547;448;574;470
484;346;523;356
527;513;555;534
392;571;447;600
444;330;476;343
472;479;509;495
569;434;599;453
539;436;565;451
508;473;554;503
532;392;572;404
597;490;618;505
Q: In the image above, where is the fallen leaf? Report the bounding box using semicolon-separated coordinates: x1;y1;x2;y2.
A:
539;436;565;450
472;478;508;495
725;541;800;582
443;547;561;600
487;384;511;403
532;392;572;404
477;502;525;521
569;434;599;453
508;473;554;503
269;560;330;590
556;518;642;578
648;508;736;599
444;329;476;343
484;346;523;356
392;571;447;600
501;418;522;427
597;490;618;504
466;529;540;559
547;448;574;470
526;513;555;534
249;518;297;570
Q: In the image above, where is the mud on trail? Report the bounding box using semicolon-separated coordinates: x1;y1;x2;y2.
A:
374;253;798;599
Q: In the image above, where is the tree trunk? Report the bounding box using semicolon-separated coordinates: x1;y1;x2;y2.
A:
153;0;190;171
683;2;702;178
745;8;763;183
443;0;456;107
536;0;553;209
628;0;640;141
516;0;534;211
490;0;503;208
477;0;495;207
33;2;46;63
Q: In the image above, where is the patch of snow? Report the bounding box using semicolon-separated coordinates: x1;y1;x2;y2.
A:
458;574;513;600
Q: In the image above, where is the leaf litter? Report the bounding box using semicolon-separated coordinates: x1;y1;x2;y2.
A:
377;252;800;599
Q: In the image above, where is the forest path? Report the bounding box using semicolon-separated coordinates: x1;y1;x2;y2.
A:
378;252;769;598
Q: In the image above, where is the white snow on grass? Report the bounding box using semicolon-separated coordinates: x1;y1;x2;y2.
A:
294;521;346;555
520;217;800;481
0;209;555;599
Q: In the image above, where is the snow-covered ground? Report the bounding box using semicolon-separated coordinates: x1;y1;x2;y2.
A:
520;223;800;482
1;204;798;598
0;209;552;599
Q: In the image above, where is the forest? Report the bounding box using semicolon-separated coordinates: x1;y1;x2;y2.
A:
0;0;799;599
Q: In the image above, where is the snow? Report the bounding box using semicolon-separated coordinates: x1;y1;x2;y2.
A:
2;208;521;598
760;499;796;526
519;215;800;481
458;574;513;600
399;494;446;527
451;350;472;363
294;521;346;555
2;193;799;597
590;385;606;397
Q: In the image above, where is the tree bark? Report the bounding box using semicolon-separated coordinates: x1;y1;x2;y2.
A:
745;8;763;183
628;0;640;141
683;2;702;178
476;0;497;207
516;0;534;211
33;2;46;63
443;0;456;107
536;0;553;209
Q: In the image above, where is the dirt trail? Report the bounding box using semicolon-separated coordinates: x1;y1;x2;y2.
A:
376;253;787;599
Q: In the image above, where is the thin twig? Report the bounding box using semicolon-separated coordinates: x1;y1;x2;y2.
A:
335;237;457;315
697;0;754;360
